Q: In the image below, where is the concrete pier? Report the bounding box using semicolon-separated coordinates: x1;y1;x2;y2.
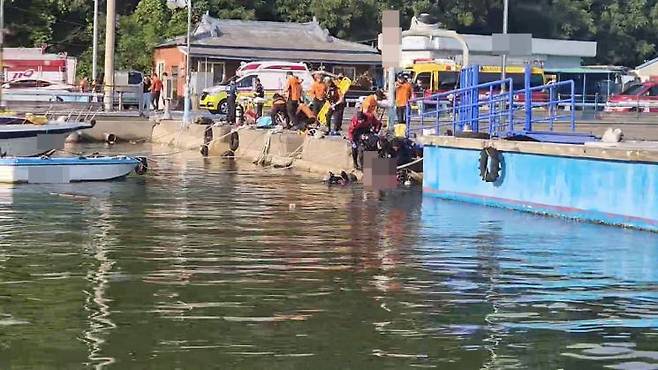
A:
79;117;155;142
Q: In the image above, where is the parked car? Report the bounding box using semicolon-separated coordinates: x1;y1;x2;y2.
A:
2;78;74;91
605;81;658;112
199;61;313;115
2;78;76;102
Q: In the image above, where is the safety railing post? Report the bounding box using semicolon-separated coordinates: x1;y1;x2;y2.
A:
435;96;440;135
508;80;514;133
452;95;457;135
405;102;411;138
570;80;576;131
549;85;555;131
471;66;480;133
524;64;532;132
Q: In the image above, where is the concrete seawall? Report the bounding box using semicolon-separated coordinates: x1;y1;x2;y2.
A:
151;121;356;174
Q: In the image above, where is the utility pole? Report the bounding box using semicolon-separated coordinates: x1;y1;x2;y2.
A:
103;0;116;111
0;0;5;110
501;0;509;83
184;0;192;126
92;0;99;81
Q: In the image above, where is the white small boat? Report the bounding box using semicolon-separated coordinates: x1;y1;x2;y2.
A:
0;116;93;157
0;156;148;184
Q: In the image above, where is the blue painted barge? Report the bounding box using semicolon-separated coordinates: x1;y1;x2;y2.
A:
421;136;658;231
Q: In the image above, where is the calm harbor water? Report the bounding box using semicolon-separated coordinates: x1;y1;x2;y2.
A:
0;144;657;369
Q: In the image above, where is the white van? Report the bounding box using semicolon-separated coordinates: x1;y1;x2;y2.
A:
199;61;313;114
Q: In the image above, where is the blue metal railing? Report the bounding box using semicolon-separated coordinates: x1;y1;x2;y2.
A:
405;77;513;138
404;64;587;143
511;80;576;133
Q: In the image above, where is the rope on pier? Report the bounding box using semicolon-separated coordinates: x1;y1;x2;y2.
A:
253;130;273;166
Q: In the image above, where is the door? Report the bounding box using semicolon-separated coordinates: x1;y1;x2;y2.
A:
646;85;658;112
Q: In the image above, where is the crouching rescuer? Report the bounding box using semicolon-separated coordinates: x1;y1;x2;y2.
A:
348;111;382;171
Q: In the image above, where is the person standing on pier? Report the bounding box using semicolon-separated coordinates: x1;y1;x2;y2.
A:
150;73;163;111
326;79;345;135
284;72;302;129
254;78;265;118
309;73;327;119
227;79;237;124
142;74;152;114
395;75;413;125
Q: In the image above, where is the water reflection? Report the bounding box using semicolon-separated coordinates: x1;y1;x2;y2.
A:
82;197;117;368
0;145;655;369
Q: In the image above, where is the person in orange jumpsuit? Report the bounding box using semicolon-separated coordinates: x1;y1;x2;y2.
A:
361;89;386;119
395;75;413;124
284;72;303;129
309;73;327;118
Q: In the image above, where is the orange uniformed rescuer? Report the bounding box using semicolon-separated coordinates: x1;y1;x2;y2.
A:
361;89;386;118
309;73;327;118
284;71;303;128
395;74;413;124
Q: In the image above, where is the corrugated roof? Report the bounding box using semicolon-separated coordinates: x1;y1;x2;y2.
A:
158;15;381;65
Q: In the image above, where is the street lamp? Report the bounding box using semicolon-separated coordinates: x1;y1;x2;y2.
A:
166;0;192;127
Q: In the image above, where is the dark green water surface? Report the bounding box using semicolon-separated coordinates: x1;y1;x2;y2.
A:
0;144;657;369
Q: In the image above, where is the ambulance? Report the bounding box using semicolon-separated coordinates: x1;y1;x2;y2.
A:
199;61;313;115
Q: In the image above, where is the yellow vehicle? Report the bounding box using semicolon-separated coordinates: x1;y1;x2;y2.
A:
405;59;546;96
199;62;313;115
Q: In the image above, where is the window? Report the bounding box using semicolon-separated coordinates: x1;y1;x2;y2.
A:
236;75;255;89
437;71;459;89
333;66;356;80
622;84;645;96
8;80;39;89
128;71;143;85
649;86;658;96
198;61;225;87
156;62;165;78
414;72;432;92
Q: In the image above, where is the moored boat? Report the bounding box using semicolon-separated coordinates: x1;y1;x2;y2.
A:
0;156;148;184
0;116;93;156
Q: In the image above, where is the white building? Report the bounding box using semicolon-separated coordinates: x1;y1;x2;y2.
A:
634;57;658;81
397;18;597;69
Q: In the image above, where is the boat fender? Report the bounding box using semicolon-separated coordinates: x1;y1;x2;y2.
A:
90;119;97;128
104;133;116;145
200;144;209;157
479;147;501;183
229;131;239;151
135;156;148;175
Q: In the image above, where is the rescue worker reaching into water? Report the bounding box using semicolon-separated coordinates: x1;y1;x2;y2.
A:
284;71;303;129
348;111;382;171
395;74;413;124
270;93;288;126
